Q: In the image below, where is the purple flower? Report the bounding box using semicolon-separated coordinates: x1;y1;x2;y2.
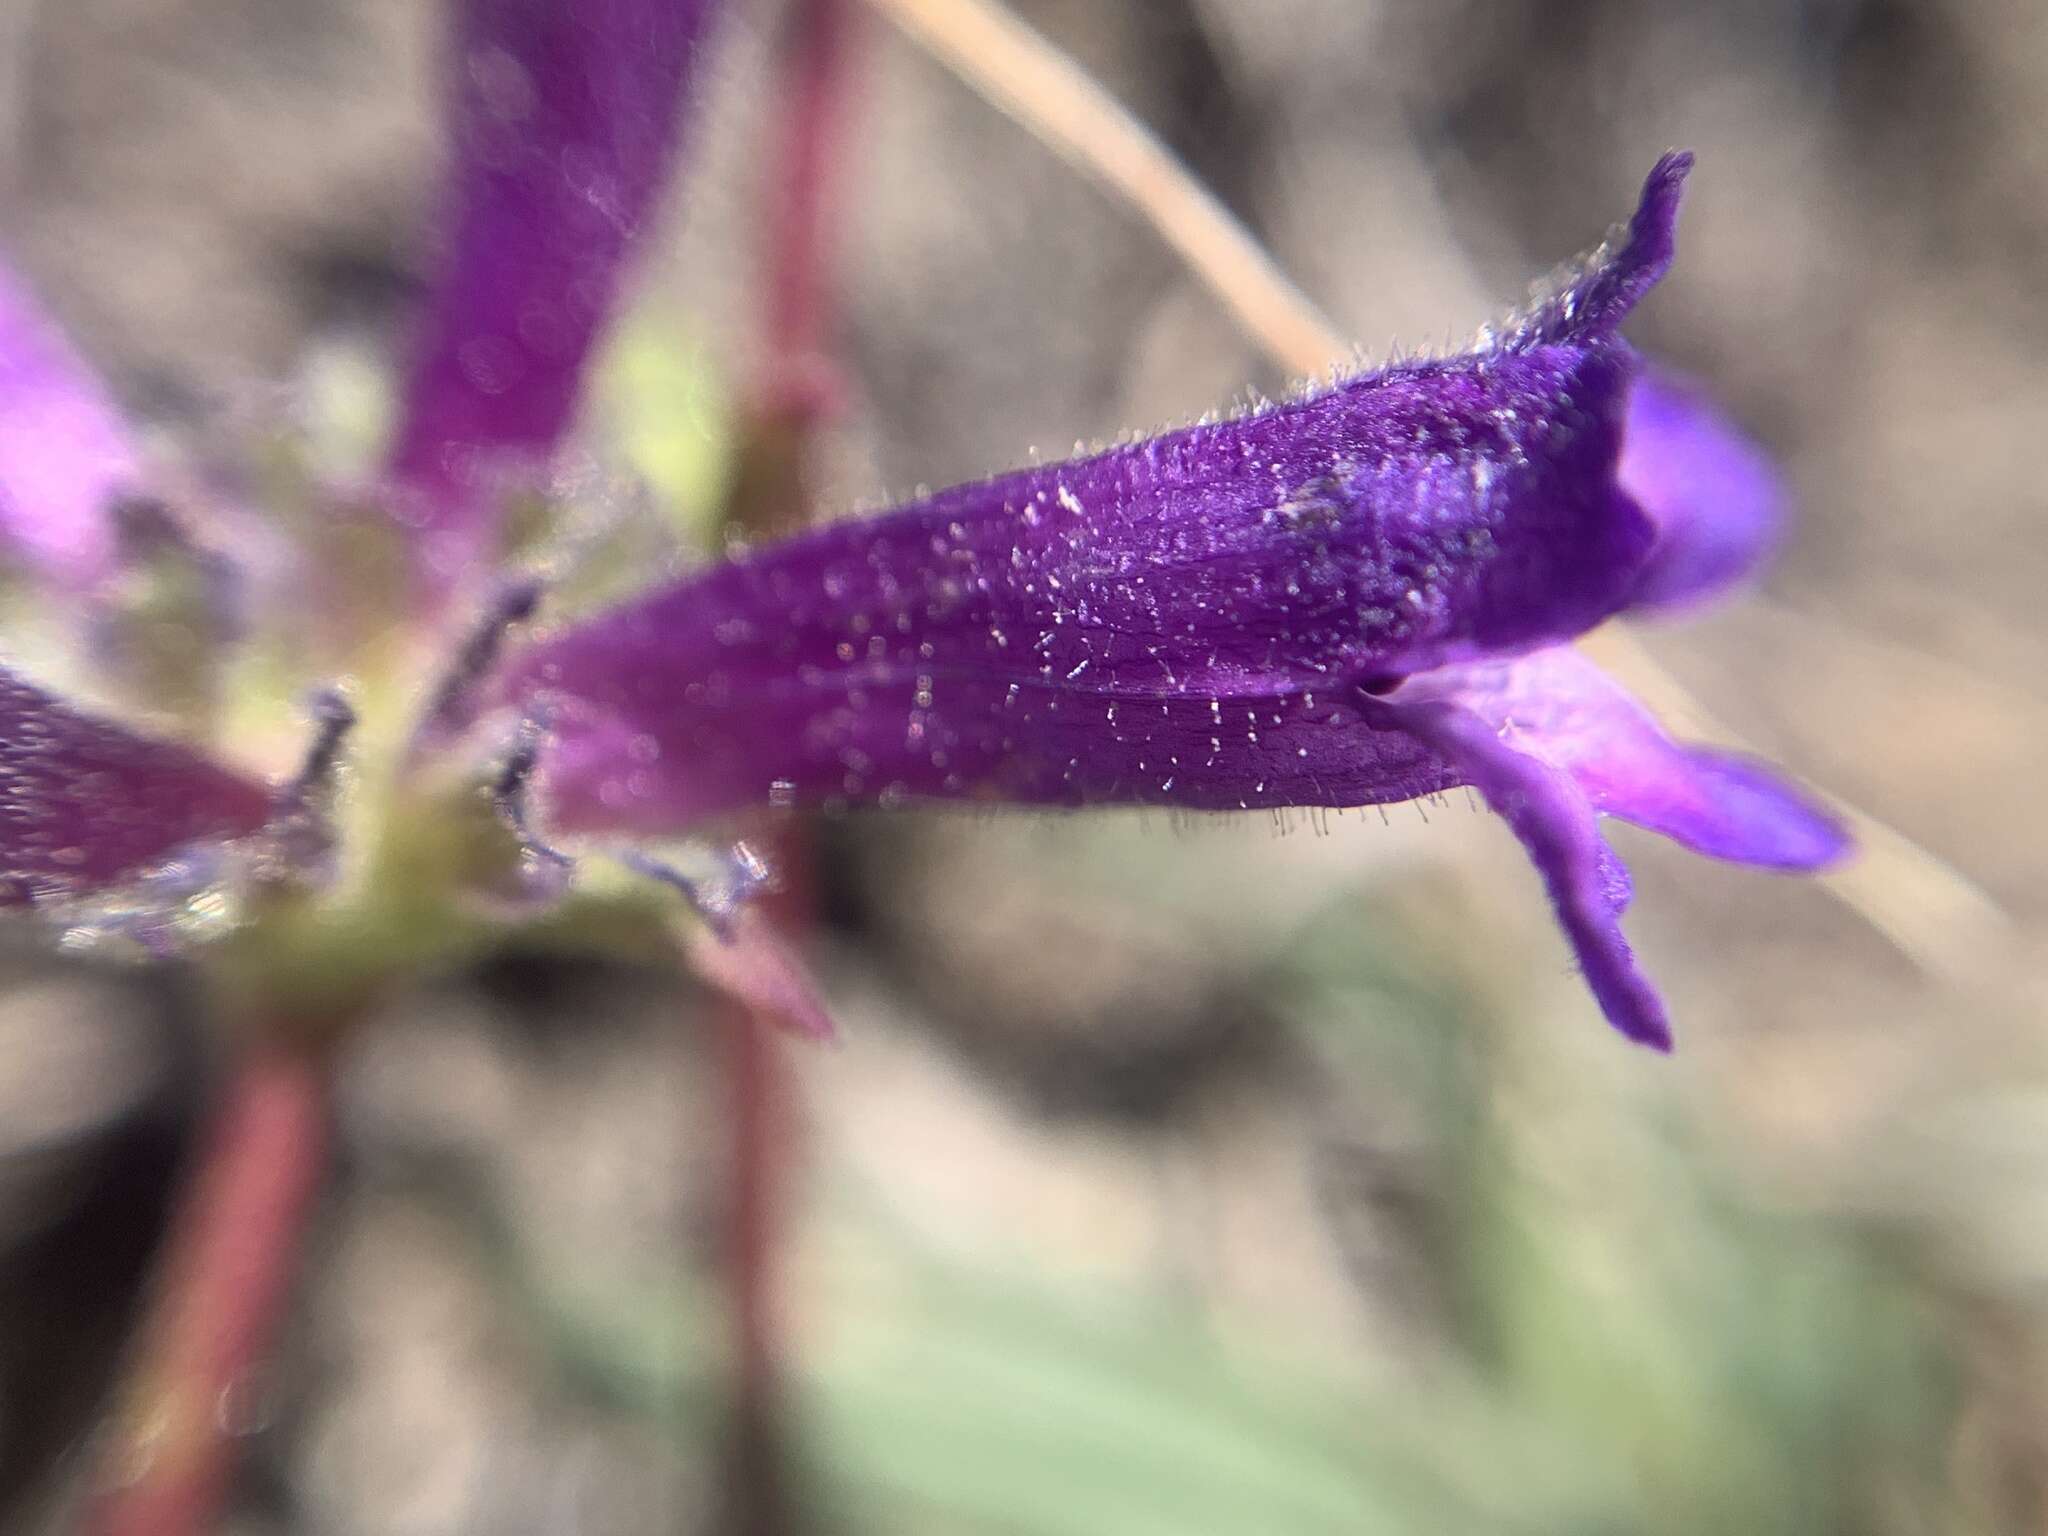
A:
494;153;1846;1048
0;0;1841;1053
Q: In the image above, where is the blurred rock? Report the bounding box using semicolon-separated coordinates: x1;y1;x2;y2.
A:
0;952;198;1527
0;960;179;1246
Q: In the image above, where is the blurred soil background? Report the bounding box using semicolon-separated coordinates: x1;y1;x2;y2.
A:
1;0;2045;1531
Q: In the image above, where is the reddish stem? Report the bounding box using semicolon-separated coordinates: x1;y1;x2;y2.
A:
85;1047;330;1536
758;0;859;433
715;6;859;1530
719;907;796;1534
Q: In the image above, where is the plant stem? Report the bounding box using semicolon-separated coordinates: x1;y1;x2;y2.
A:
715;6;860;1531
719;954;794;1536
764;0;858;424
85;1046;330;1536
864;0;1345;379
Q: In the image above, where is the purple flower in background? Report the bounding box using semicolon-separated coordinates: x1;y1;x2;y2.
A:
0;666;271;904
0;0;1840;1055
386;0;715;588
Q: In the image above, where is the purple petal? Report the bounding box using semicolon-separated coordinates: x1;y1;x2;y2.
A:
385;0;722;563
1378;645;1848;1045
0;261;136;588
1364;685;1674;1049
0;663;272;904
1398;646;1848;869
1620;369;1784;612
1502;151;1692;350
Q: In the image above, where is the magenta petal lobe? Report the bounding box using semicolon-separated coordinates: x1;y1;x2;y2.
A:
0;664;272;904
0;262;136;589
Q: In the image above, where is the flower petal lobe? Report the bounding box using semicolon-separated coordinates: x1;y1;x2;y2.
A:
0;262;136;588
0;664;272;904
1619;369;1784;612
1503;151;1692;351
1402;646;1848;870
1376;644;1850;1044
1364;683;1674;1049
